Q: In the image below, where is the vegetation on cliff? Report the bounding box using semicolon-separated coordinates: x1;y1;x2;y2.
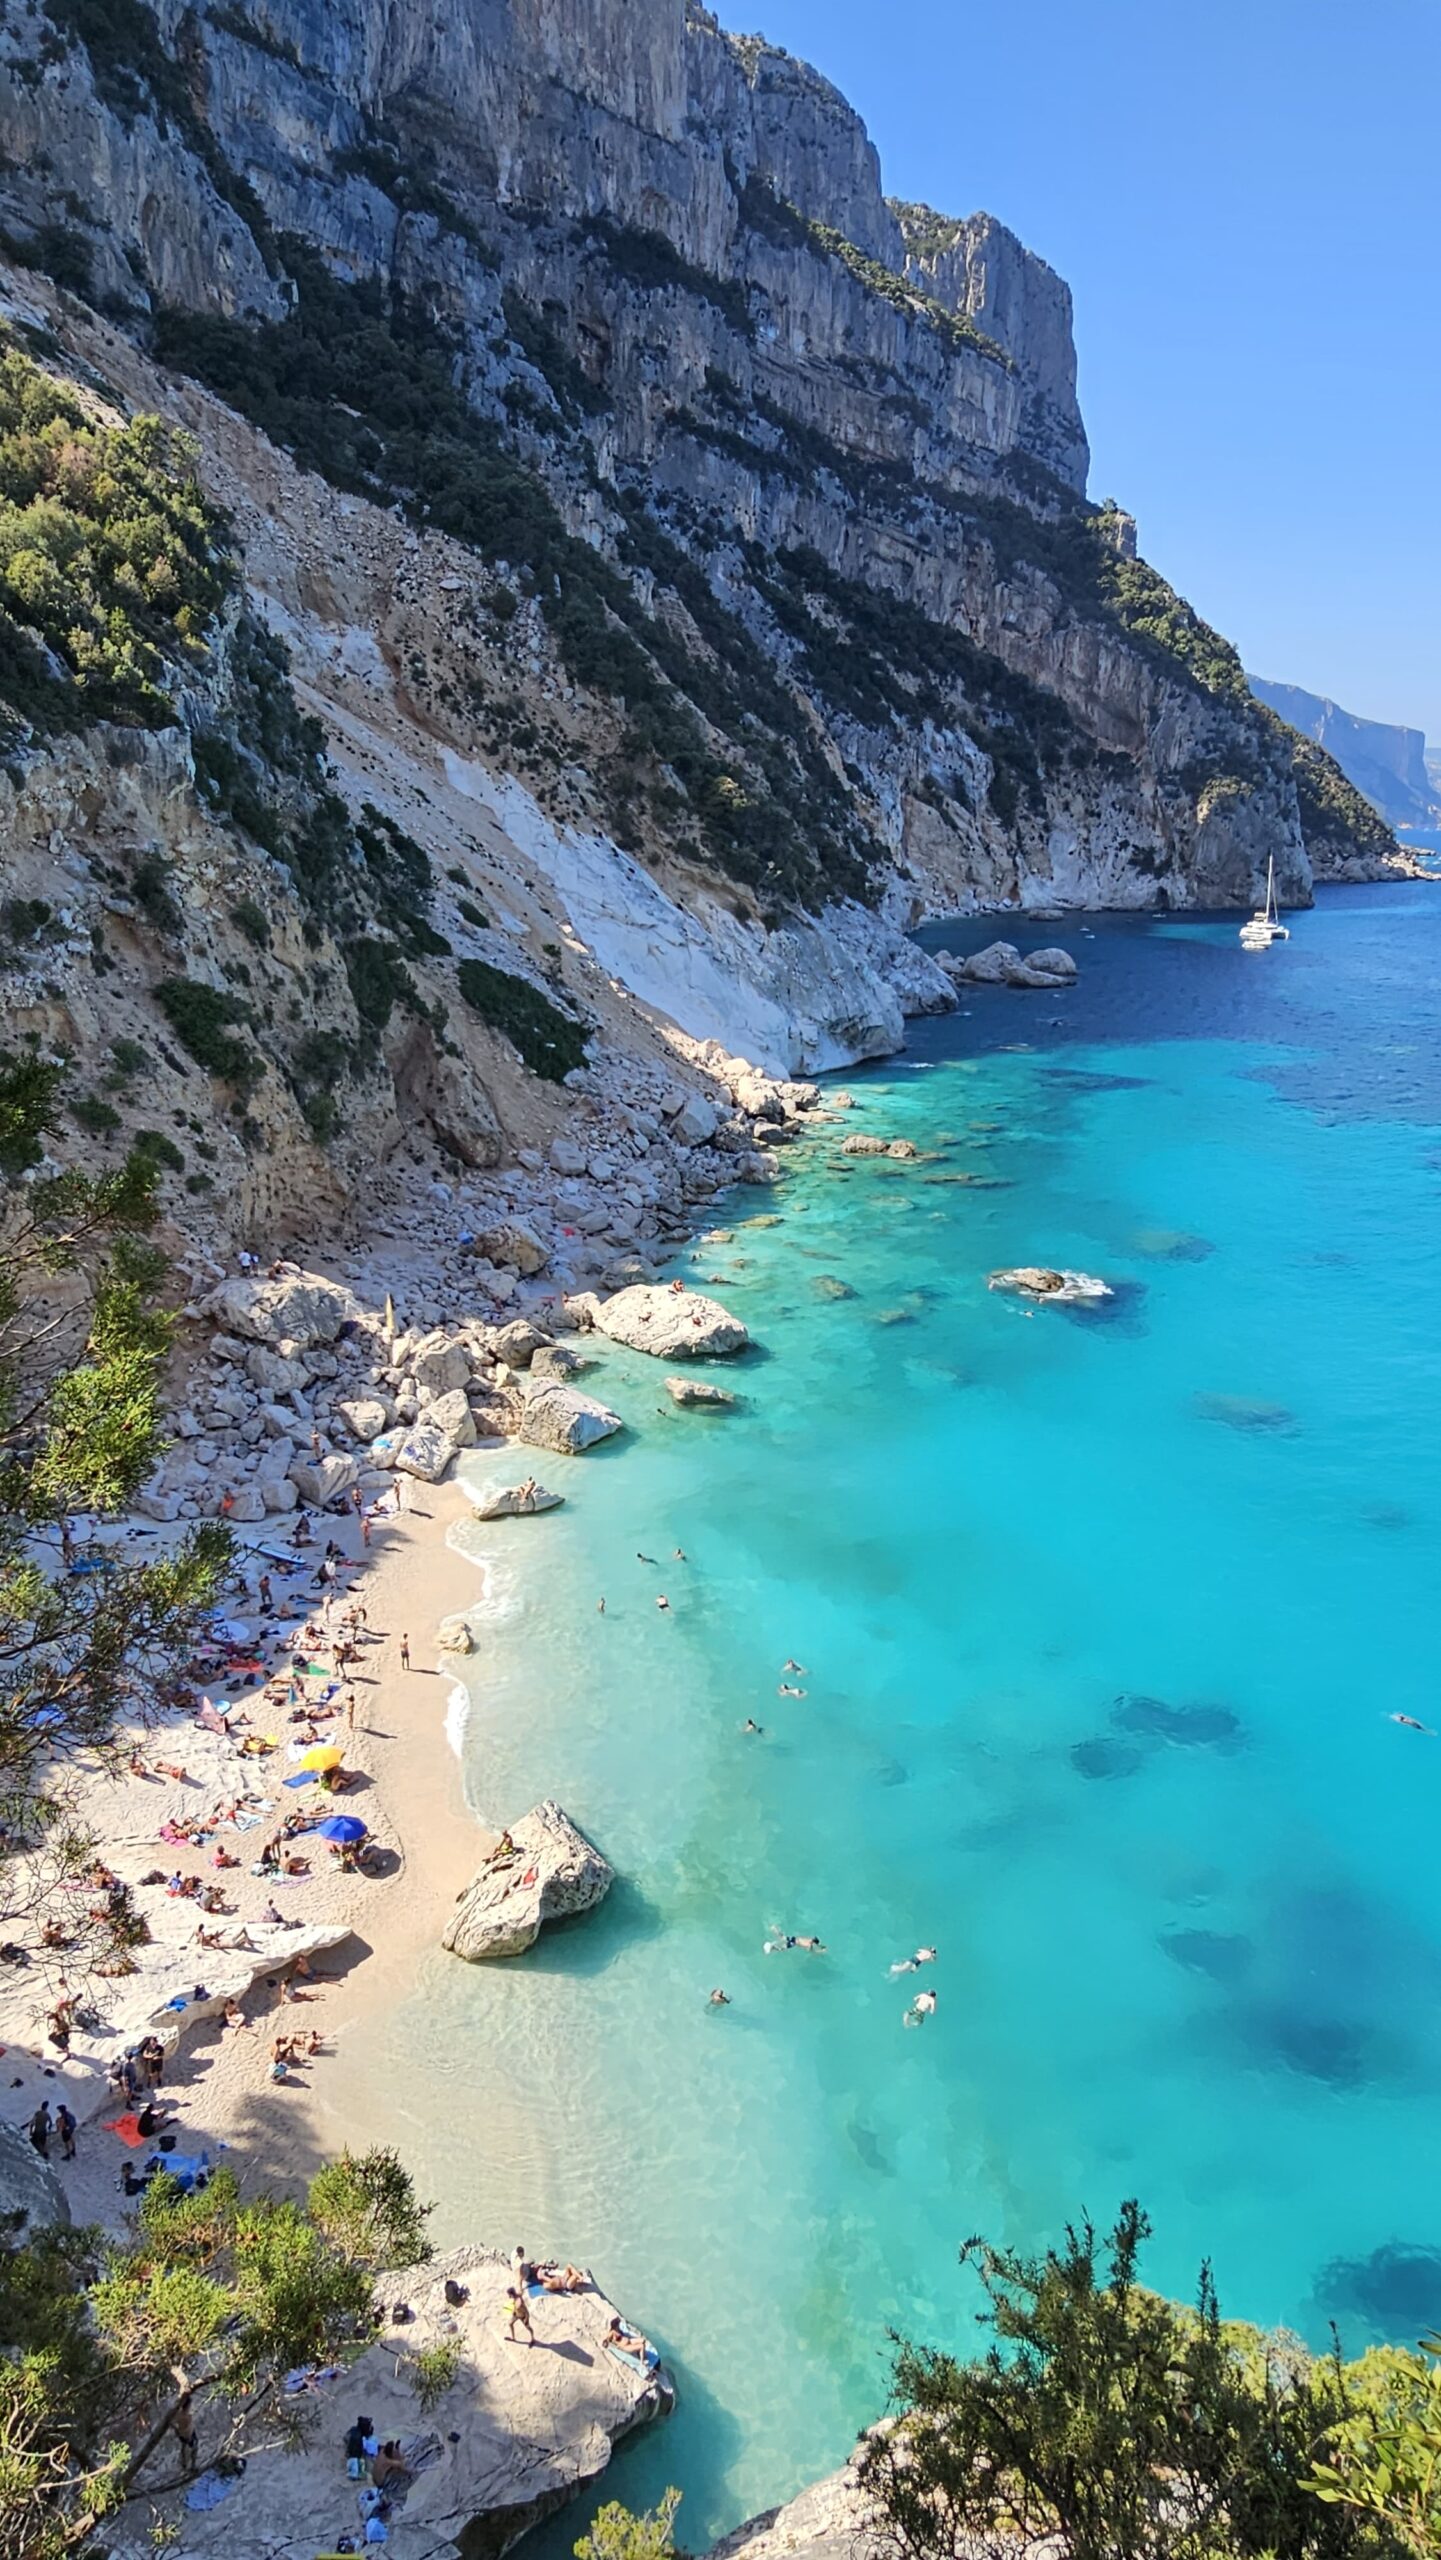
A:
0;1052;230;1933
0;328;230;747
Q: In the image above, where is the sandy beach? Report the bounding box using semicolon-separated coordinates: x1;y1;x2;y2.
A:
1;1477;494;2225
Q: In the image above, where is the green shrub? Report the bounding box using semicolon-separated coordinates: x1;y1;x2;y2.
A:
457;897;489;930
0;327;231;746
132;1127;183;1171
153;978;260;1094
457;957;589;1082
71;1091;121;1136
230;896;270;947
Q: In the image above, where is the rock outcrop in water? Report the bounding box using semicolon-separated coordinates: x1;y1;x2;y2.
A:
444;1801;614;1959
579;1284;750;1360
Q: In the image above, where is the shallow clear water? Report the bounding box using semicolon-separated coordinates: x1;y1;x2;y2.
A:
333;885;1441;2547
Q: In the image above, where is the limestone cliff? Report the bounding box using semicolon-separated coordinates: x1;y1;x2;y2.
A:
0;0;1406;1245
1249;674;1440;833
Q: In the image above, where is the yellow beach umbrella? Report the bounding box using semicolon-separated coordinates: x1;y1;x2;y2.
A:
300;1743;344;1773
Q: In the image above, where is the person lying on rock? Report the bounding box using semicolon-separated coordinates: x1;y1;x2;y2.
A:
533;2262;588;2293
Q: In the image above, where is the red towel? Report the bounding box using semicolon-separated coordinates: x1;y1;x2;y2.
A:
105;2113;145;2148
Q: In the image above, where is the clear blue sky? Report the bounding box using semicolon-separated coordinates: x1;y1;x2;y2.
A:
719;0;1441;741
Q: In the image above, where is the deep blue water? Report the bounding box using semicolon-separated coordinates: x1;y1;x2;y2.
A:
329;883;1441;2547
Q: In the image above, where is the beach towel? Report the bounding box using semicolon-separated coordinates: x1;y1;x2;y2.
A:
104;2113;145;2147
283;1772;316;1789
605;2342;660;2373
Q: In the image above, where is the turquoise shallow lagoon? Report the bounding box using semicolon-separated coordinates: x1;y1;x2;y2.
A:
330;886;1441;2546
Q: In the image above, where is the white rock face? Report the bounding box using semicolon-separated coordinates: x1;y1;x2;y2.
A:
591;1284;749;1360
704;2457;873;2560
443;1801;614;1960
519;1380;624;1453
104;2241;671;2560
200;1272;360;1348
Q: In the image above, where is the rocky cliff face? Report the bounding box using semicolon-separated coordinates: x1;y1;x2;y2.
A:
0;0;1405;1245
1249;674;1439;832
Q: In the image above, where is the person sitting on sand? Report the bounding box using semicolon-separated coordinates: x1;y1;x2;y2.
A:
223;1998;249;2032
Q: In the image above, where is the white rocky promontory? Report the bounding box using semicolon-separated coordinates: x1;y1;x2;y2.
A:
107;2243;673;2560
575;1284;749;1359
704;2456;873;2560
443;1802;614;1960
988;1265;1113;1303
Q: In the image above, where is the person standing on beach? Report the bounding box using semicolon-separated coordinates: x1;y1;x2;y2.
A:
399;1634;411;1670
505;2286;533;2345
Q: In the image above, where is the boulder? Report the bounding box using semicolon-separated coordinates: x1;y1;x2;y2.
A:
201;1271;359;1349
520;1380;624;1454
429;1386;478;1448
664;1089;720;1147
959;939;1023;983
243;1343;308;1394
469;1480;565;1519
224;1484;266;1524
475;1219;549;1276
259;1476;298;1513
665;1377;737;1409
287;1452;360;1506
886;1140;919;1160
393;1420;458;1481
591;1284;748;1361
1022;945;1078;982
409;1333;471;1397
437;1613;475;1654
490;1317;551;1370
988;1266;1113;1305
334;1394;390;1442
443;1801;613;1960
840;1134;888;1157
549;1136;588;1176
530;1340;585;1382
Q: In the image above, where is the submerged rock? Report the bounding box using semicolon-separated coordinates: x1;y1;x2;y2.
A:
444;1800;613;1960
520;1379;624;1453
469;1480;565;1518
665;1376;737;1409
988;1266;1113;1305
840;1133;888;1156
589;1283;748;1360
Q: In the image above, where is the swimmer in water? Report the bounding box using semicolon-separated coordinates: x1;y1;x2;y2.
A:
889;1946;938;1975
597;1598;606;1615
778;1683;806;1697
708;1988;731;2006
673;1547;686;1561
637;1552;657;1566
905;1989;938;2027
1389;1713;1434;1733
742;1718;763;1735
657;1595;670;1612
782;1660;808;1675
765;1929;826;1954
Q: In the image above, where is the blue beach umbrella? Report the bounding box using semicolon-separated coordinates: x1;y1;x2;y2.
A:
316;1814;367;1843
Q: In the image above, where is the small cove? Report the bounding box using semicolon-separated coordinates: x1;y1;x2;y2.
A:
320;885;1441;2548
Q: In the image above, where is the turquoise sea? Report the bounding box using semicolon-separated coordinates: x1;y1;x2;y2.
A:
333;885;1441;2548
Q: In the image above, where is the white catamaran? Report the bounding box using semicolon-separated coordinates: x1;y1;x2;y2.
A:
1239;855;1289;950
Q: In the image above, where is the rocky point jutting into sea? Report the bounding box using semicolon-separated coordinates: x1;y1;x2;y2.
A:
0;3;1434;2556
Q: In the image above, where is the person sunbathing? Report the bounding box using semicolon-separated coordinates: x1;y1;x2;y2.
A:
604;2316;653;2360
534;2262;588;2292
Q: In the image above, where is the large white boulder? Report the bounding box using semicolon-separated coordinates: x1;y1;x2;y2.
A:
334;1394;390;1442
443;1801;613;1960
200;1272;360;1349
393;1420;457;1481
958;939;1023;983
288;1452;359;1506
475;1219;549;1276
409;1332;471;1397
429;1387;478;1448
520;1380;624;1454
591;1284;748;1360
665;1377;737;1409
